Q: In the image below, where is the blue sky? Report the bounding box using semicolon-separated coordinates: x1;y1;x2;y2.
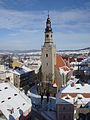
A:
0;0;90;50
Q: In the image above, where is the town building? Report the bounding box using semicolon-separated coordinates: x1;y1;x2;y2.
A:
79;57;90;82
25;59;41;74
56;55;73;87
11;66;36;90
12;59;21;69
0;63;36;91
0;79;32;120
0;65;13;83
56;83;90;120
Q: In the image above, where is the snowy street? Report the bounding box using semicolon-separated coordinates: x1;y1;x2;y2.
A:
27;85;56;120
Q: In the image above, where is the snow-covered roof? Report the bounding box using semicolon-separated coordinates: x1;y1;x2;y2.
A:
67;77;79;85
70;61;81;65
0;70;7;74
11;66;33;75
62;84;90;94
81;57;90;65
59;67;70;75
53;83;57;87
61;93;90;106
80;66;90;71
21;66;32;71
0;81;32;119
56;84;90;107
24;59;41;66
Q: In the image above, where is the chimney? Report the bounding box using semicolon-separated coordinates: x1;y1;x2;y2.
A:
81;82;84;86
71;82;74;87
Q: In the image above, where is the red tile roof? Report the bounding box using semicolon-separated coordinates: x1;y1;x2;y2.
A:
82;93;90;98
56;55;70;72
61;93;90;98
54;80;58;86
56;55;66;69
70;57;76;63
61;93;77;98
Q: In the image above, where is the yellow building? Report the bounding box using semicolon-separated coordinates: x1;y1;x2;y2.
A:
12;60;21;69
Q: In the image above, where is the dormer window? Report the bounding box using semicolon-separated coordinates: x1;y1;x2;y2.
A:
14;93;17;96
1;100;5;103
4;87;8;89
8;97;11;100
17;107;20;109
76;87;80;89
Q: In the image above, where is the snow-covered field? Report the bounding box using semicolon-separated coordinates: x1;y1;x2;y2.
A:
57;49;90;55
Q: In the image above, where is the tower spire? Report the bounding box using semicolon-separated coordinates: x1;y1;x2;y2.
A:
45;11;52;33
45;13;53;44
48;11;49;18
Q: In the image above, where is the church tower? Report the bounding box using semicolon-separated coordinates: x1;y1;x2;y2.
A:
41;14;56;93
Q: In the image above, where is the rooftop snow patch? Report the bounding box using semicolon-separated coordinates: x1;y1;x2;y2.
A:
0;81;32;120
11;66;33;75
62;84;90;94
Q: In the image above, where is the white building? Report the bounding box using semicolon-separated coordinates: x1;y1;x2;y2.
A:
25;59;41;74
0;65;13;83
56;83;90;120
0;79;32;120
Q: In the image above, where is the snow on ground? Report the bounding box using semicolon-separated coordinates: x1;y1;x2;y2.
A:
41;111;56;120
27;85;56;120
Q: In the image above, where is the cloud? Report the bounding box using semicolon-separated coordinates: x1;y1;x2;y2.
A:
0;28;43;50
50;9;90;33
0;7;90;33
0;6;90;50
0;0;5;9
0;8;46;31
53;32;90;50
9;29;40;36
0;0;38;9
